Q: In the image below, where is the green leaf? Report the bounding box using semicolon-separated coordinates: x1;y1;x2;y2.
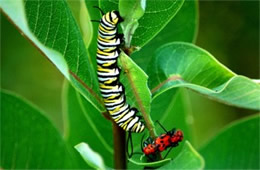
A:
200;115;260;169
159;0;199;43
148;42;260;110
62;81;114;167
78;0;93;48
100;0;184;47
159;141;205;169
0;90;76;168
119;0;146;20
132;0;184;47
84;0;100;64
119;0;146;47
118;51;151;123
132;0;199;71
75;142;106;170
0;0;105;112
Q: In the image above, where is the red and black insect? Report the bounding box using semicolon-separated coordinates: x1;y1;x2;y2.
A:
141;121;183;161
142;136;158;156
155;123;183;152
127;121;183;162
126;133;158;158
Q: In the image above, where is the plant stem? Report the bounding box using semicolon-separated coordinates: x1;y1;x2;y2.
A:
113;122;126;169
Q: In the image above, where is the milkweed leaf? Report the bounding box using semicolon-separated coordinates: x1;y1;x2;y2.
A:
75;142;107;170
0;0;105;112
132;0;199;71
100;0;184;47
148;42;260;110
200;115;260;169
0;90;78;168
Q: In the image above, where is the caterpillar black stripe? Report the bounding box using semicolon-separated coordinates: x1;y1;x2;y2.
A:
96;10;145;133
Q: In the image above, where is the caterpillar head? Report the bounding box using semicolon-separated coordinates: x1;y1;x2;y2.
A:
106;11;123;25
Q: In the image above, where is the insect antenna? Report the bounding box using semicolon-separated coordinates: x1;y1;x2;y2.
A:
155;120;168;133
93;6;104;15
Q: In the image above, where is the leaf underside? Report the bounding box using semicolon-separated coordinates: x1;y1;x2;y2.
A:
148;42;260;110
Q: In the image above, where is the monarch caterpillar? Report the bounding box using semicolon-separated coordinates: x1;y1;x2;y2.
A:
95;9;145;133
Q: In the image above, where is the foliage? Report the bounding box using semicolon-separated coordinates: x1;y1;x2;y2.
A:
0;90;76;168
1;0;259;169
200;115;259;169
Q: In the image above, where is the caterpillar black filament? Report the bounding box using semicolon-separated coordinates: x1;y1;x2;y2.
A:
96;10;145;133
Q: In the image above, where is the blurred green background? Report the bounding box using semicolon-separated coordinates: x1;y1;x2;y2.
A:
1;1;259;148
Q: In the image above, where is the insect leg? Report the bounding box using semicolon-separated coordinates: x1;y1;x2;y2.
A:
163;147;174;159
146;155;154;162
126;132;133;158
141;133;146;152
